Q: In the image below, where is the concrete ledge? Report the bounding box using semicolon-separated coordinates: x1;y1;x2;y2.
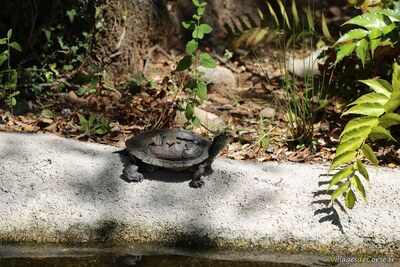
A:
0;132;399;257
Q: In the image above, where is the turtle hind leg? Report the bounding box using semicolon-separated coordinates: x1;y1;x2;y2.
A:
189;165;206;188
123;165;144;182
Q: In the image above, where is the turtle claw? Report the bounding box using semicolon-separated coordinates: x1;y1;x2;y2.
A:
123;165;144;182
189;179;205;188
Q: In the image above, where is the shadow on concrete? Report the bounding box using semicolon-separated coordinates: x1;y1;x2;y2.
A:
312;174;346;234
116;152;193;184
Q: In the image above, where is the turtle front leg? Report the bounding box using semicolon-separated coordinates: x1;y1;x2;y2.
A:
123;165;144;182
189;164;206;188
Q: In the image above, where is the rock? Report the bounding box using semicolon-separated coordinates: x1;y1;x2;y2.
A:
197;66;236;97
287;46;328;77
208;95;231;105
175;106;226;131
259;107;276;119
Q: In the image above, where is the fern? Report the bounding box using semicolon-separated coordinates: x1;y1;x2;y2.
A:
328;62;400;209
224;0;328;48
334;2;400;65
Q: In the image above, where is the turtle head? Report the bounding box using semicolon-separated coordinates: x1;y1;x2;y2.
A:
208;132;231;159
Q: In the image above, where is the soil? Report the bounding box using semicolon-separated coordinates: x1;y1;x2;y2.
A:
1;1;399;169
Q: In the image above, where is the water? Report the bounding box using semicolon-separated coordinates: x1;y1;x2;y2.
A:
0;254;308;267
0;245;322;267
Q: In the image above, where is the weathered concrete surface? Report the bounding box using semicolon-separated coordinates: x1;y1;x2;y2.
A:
0;132;399;260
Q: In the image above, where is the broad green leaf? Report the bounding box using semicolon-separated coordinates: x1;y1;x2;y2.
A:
66;9;77;23
44;29;52;42
88;114;96;127
336;137;364;157
0;52;8;67
368;28;382;40
196;80;207;100
329;151;357;173
381;22;396;35
356;38;368;67
198;23;212;34
335;29;368;45
95;128;108;135
328;165;353;190
331;181;351;202
359;79;393;96
335;43;357;65
345;189;356;209
185;103;194;120
369;126;396;141
199;53;216;68
379;113;400;128
191;116;201;127
197;6;205;16
347;92;389;107
392;62;400;90
355;159;370;187
192;0;200;7
0;38;7;45
78;114;87;126
368;29;382;58
352;175;367;203
9;42;21;52
380;8;400;21
186;40;198;54
340;116;378;139
192;14;201;20
360;143;378;170
342;103;385;117
192;0;206;7
193;24;212;39
385;89;400;113
342;12;387;29
7;29;12;39
182;21;195;30
176;55;193;71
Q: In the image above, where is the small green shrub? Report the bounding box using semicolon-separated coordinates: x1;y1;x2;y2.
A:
0;29;21;110
328;62;400;209
322;2;399;98
78;113;110;137
334;2;400;66
174;0;216;127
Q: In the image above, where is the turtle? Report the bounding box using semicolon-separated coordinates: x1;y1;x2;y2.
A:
121;128;231;188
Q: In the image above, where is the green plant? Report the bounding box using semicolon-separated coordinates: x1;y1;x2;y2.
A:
78;113;110;137
75;64;115;96
328;62;400;209
270;2;328;150
224;0;331;48
224;49;233;60
347;0;394;11
334;2;400;66
174;0;216;127
0;29;21;109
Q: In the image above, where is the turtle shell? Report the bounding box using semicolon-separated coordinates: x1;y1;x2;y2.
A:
125;128;211;170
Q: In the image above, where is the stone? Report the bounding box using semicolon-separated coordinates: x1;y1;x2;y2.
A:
175;106;226;131
287;46;328;77
197;66;236;94
259;107;276;119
